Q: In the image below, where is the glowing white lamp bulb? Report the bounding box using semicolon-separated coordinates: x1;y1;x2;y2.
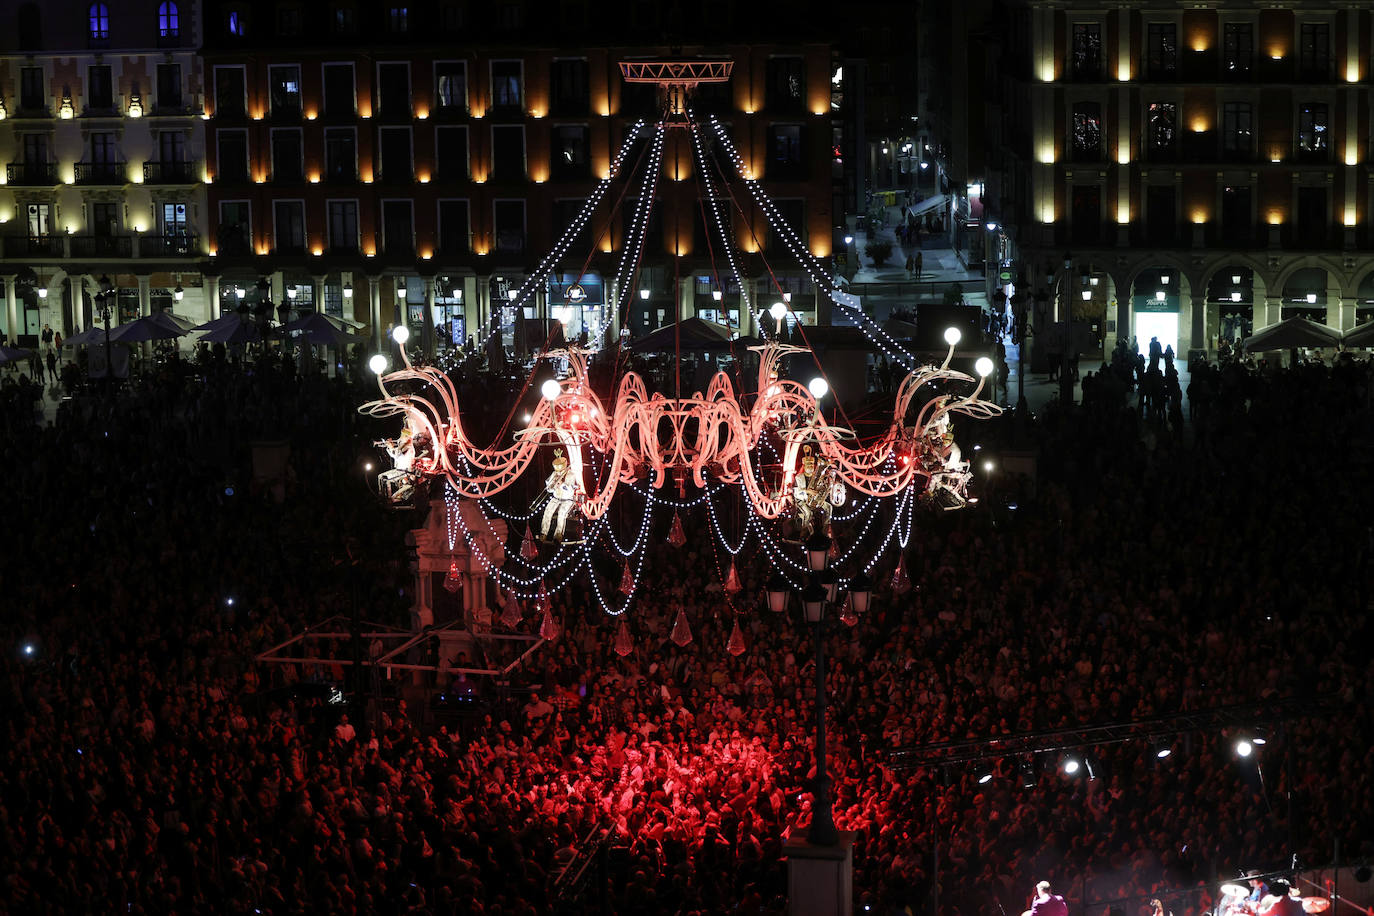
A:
976;357;994;377
1064;759;1080;775
540;379;562;400
769;302;787;320
392;325;410;345
1236;739;1253;758
944;326;961;346
368;354;388;374
808;377;829;399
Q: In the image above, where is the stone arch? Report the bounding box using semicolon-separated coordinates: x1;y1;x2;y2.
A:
1269;254;1350;303
1199;258;1269;347
1123;256;1196;356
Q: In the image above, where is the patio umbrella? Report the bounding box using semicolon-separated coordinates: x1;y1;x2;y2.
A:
0;345;34;365
195;312;267;344
273;311;366;346
149;311;200;333
107;315;191;344
1340;321;1374;349
1243;316;1342;352
63;327;115;347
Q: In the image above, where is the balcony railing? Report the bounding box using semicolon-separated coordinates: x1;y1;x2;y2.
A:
19;235;63;257
141;233;199;257
74;161;127;184
143;160;201;183
70;234;134;258
5;162;58;185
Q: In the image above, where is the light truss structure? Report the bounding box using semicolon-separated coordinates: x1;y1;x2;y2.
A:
360;60;1002;618
885;696;1339;770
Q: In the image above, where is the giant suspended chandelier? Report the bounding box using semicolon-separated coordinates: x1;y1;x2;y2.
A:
361;59;1001;614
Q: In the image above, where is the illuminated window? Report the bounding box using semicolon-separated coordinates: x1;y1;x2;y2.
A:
89;3;109;39
1071;102;1104;161
1071;24;1103;80
766;57;805;111
158;1;179;37
226;8;246;36
1297;103;1329;160
269;65;301;116
552;125;589;179
1147;102;1176;157
491;61;523;110
1223;23;1253;73
388;6;408;32
436;62;467;112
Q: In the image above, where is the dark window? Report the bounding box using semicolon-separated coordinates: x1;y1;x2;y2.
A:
158;1;179;36
388;6;408;32
493;200;525;254
325;129;356;181
1222;186;1251;241
769;125;805;178
1146;186;1176;243
217;130;248;181
383;200;414;253
272;130;303;181
270;65;301;116
491;61;522;109
274;201;306;252
158;130;185;163
767;57;805;111
20;67;45;111
1071;185;1102;244
552;198;591;250
277;5;302;35
1222;102;1252;160
378;63;410;117
380;128;412;183
436;62;467;112
215;68;245;118
773;198;806;246
23;134;49;165
330;4;355;34
491;125;525;181
1071;102;1103;160
90;132;117;164
440;4;463;31
1146;23;1178;78
498;3;523;29
92;201;119;236
156;63;182;110
89;3;109;39
1299;23;1331;79
18;3;42;50
1071;24;1103;79
551;59;588;115
438;200;470;254
1223;23;1253;74
1297;103;1328;160
218;202;251;254
328;200;358;251
88;65;113;110
1147;102;1176;157
323;64;355;117
551;125;588;179
1297;187;1327;242
436;126;468;180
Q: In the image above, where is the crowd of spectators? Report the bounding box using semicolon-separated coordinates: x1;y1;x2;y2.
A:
2;347;1372;915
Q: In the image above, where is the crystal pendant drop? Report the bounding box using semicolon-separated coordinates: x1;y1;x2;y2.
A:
892;555;911;594
619;559;635;594
670;608;693;647
614;619;634;657
539;606;559;641
667;511;686;548
521;524;539;560
727;616;747;656
723;562;742;595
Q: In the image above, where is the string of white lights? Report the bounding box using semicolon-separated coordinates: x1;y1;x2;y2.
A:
705;115;918;371
465;119;647;357
686;112;763;336
611;124;666;323
704;487;748;557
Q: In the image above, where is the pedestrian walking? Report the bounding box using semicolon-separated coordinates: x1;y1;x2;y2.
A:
914;251;924;278
45;349;57;385
41;323;54;351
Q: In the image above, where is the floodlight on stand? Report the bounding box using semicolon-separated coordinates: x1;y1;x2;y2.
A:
804;531;832;572
368;354;388;374
848;571;872;614
801;582;826;623
808;376;829;399
540;379;562;400
765;574;790;613
392;325;410;345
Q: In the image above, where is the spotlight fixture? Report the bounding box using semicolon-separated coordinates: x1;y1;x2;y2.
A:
1063;757;1081;776
975;766;994;785
1155;742;1173;759
1235;739;1254;758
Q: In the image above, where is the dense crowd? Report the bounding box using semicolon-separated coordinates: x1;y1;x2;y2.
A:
2;346;1372;915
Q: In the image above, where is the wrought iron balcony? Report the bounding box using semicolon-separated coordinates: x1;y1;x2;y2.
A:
141;233;199;257
74;161;126;184
143;160;201;183
5;162;58;185
69;235;134;258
